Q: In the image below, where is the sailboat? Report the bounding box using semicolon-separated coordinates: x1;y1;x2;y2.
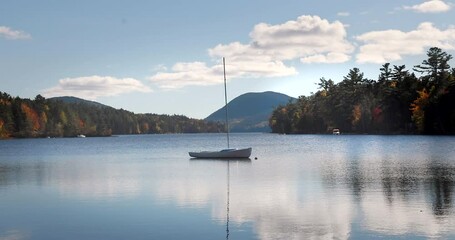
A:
189;58;252;159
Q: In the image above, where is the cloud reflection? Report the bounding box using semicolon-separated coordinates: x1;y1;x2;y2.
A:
0;230;28;240
1;142;454;239
151;154;455;239
0;160;142;200
51;161;142;200
152;159;354;239
362;191;455;238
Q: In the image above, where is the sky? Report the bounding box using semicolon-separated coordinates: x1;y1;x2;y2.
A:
1;0;455;119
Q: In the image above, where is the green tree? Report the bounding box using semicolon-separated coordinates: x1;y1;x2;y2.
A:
379;63;392;83
413;47;454;134
414;47;452;84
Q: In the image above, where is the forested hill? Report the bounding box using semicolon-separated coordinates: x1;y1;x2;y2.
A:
49;96;110;108
206;91;295;132
0;93;224;138
269;47;455;135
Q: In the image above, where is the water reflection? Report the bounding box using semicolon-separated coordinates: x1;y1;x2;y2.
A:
429;164;454;216
0;160;141;200
1;155;454;239
1;135;455;239
226;161;230;240
0;229;28;240
159;158;354;239
319;143;455;238
0;162;46;187
152;159;251;209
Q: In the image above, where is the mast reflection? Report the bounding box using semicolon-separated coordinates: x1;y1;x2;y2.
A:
226;160;230;240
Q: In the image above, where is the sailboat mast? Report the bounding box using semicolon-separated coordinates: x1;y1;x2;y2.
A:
223;57;230;149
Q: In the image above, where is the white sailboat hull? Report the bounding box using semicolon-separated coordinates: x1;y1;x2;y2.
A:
189;147;252;159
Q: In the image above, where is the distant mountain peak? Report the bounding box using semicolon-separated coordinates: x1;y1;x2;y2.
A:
205;91;295;132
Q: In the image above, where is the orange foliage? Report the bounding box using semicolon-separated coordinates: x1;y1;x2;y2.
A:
0;99;11;105
21;103;40;131
141;122;149;133
411;89;430;132
351;104;362;126
0;119;8;138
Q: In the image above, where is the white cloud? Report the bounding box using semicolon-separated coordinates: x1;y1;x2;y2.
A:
337;12;350;17
43;75;152;100
0;26;31;40
150;15;353;89
355;22;455;64
301;52;351;63
404;0;451;13
151;64;168;72
150;62;222;89
225;15;354;62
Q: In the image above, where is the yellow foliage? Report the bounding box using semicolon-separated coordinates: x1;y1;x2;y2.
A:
351;104;362;126
40;112;48;127
320;90;327;97
60;111;68;125
411;89;429;132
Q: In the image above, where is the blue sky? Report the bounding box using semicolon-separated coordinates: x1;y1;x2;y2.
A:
1;0;454;118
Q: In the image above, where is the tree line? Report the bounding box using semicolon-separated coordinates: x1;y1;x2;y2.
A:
269;47;455;135
0;94;224;138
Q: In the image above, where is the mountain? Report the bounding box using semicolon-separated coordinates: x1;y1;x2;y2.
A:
205;91;295;132
48;96;111;109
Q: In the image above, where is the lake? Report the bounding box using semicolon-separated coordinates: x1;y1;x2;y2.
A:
1;133;455;239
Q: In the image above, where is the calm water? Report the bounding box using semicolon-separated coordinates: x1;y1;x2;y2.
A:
1;133;455;239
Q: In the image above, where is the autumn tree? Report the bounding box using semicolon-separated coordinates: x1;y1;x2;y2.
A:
269;47;454;135
413;47;454;134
